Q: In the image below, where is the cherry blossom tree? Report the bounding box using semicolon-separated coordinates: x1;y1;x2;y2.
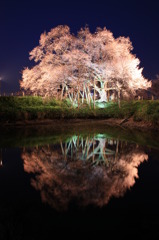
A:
20;25;151;107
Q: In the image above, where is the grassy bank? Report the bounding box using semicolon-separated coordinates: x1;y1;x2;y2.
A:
0;96;159;125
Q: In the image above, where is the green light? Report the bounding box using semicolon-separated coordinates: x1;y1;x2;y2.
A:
96;102;107;108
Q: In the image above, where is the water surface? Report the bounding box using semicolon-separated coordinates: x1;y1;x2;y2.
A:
0;124;159;239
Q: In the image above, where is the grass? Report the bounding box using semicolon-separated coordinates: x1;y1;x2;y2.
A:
0;96;159;124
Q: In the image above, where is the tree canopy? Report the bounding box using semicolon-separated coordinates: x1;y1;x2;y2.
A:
20;25;151;106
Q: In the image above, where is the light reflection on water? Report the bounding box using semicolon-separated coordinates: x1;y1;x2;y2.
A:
21;134;148;211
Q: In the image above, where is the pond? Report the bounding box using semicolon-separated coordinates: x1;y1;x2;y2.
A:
0;122;159;239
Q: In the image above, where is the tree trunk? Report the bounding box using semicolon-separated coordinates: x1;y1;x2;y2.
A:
61;85;64;101
94;86;107;102
99;89;107;102
82;84;84;104
77;86;80;109
107;90;109;102
118;90;121;108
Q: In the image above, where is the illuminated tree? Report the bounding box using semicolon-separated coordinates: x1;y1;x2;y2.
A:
20;25;151;107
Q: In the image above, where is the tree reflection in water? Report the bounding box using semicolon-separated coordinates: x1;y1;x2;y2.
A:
21;134;148;211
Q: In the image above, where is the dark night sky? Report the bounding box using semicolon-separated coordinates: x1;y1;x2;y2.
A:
1;0;159;93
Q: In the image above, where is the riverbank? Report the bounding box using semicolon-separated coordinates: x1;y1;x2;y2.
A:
1;117;158;132
0;96;159;130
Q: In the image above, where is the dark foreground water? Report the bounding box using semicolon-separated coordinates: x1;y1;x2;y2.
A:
0;123;159;239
